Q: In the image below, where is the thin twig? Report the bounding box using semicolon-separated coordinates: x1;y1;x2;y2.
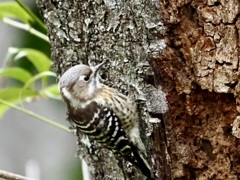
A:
0;169;35;180
2;17;49;42
0;99;70;132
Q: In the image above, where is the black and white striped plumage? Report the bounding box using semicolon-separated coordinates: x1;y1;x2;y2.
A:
58;61;152;179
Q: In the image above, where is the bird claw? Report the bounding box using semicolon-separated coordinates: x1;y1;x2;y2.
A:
129;83;146;101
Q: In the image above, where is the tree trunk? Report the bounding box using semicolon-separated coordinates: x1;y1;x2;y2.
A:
154;0;240;179
36;0;240;180
36;0;165;179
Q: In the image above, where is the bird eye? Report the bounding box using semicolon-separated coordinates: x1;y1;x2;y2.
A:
84;76;89;81
79;75;89;81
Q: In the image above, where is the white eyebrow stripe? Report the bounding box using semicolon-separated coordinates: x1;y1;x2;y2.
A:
62;87;72;100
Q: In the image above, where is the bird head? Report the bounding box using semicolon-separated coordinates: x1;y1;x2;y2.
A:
58;61;106;105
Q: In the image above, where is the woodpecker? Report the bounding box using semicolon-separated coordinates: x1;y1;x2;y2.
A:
58;61;152;179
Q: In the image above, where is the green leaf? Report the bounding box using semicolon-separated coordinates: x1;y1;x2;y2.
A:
41;84;61;100
0;87;38;101
0;2;33;25
0;88;39;118
11;48;52;73
6;47;18;60
19;71;56;101
21;71;56;91
0;67;32;83
15;0;47;32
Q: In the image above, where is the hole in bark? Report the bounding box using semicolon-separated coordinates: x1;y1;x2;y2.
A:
100;72;107;80
188;167;197;179
225;62;233;66
215;60;232;66
51;0;59;7
201;139;215;160
213;1;221;6
193;138;198;146
144;74;155;86
223;126;232;136
192;116;203;126
197;119;202;126
175;115;181;121
225;81;238;88
182;4;197;17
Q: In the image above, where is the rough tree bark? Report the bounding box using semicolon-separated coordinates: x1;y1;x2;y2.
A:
155;0;240;179
36;0;240;180
36;0;166;179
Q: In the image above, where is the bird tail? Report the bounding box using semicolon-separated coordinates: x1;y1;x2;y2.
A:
124;145;153;179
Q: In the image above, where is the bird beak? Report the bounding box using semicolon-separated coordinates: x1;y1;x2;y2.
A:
91;60;107;77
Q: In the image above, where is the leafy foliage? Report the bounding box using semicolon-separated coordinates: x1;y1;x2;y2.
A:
0;0;64;130
0;2;34;25
0;0;47;32
0;67;32;83
0;88;38;117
